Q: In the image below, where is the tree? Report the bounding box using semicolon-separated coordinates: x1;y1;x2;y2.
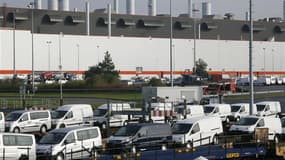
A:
194;58;208;78
85;51;120;87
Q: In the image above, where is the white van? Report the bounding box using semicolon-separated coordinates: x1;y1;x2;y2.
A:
93;103;133;128
0;112;4;132
230;103;257;121
37;126;102;160
5;110;51;133
51;104;94;128
255;101;281;117
229;116;282;140
0;133;36;159
174;105;204;120
172;116;223;147
203;104;231;122
147;102;173;123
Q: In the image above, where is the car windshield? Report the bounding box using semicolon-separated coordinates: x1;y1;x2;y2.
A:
231;105;241;112
51;111;67;119
236;117;258;126
204;106;214;113
172;123;193;134
256;105;266;112
6;112;23;121
38;132;67;144
114;125;141;137
94;109;107;117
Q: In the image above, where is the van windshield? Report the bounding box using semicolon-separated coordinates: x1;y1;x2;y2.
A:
94;109;107;117
204;106;214;113
38;132;67;144
6;112;23;121
236;117;258;126
175;108;184;114
51;111;67;119
231;105;241;112
172;123;193;134
114;125;141;137
256;105;266;112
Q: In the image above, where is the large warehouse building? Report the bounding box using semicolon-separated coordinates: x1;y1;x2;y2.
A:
1;0;285;79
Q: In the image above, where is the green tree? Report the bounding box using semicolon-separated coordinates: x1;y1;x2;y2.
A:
85;51;120;87
194;58;208;78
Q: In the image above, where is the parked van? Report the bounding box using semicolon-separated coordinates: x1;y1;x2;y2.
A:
147;103;173;123
255;101;281;117
229;103;257;121
5;110;51;133
203;104;231;122
229;116;282;140
174;105;204;120
0;133;36;159
93;103;134;129
107;123;172;152
172;116;223;147
51;104;93;128
37;126;102;160
0;112;4;132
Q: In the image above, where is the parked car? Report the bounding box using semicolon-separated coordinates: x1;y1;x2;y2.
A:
37;126;102;160
51;104;94;129
203;104;231;122
229;116;282;141
172;116;223;147
0;133;36;160
5;110;51;133
255;101;281;117
107;123;172;152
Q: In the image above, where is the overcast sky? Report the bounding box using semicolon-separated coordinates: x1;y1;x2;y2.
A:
1;0;283;20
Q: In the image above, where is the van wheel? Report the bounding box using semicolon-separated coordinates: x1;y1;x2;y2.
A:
18;155;28;160
59;124;65;128
13;127;20;133
40;125;47;134
56;153;64;160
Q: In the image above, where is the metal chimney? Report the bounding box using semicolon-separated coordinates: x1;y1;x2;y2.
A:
59;0;69;11
126;0;135;15
48;0;58;10
34;0;42;9
114;0;119;14
202;2;212;17
148;0;156;16
188;0;192;17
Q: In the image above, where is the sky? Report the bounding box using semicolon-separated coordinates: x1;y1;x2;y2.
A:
0;0;283;20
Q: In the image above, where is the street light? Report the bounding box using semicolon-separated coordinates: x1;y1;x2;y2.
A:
46;41;52;71
27;2;35;95
192;4;199;73
12;10;16;79
272;49;274;72
59;32;63;106
169;0;173;87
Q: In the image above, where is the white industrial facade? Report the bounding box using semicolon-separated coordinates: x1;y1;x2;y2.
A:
0;29;284;79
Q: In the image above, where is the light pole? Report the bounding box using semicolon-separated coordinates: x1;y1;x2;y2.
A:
262;48;266;74
192;4;199;73
46;41;52;71
59;32;63;106
13;10;16;79
28;2;35;95
76;44;80;72
169;0;173;87
272;49;274;72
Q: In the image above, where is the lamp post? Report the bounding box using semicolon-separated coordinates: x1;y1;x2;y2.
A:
272;49;274;72
46;41;52;71
59;32;63;106
169;0;173;87
76;44;80;72
13;10;16;79
262;48;266;74
192;4;199;73
28;2;35;95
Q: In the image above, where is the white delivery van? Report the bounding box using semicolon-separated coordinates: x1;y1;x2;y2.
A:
255;101;281;117
51;104;93;128
229;116;282;141
37;126;102;160
230;103;257;121
0;112;4;132
93;103;133;128
172;116;223;147
5;110;51;133
203;104;231;122
174;105;204;120
0;133;36;160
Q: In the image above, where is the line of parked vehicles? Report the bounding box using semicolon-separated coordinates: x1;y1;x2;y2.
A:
0;100;284;159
